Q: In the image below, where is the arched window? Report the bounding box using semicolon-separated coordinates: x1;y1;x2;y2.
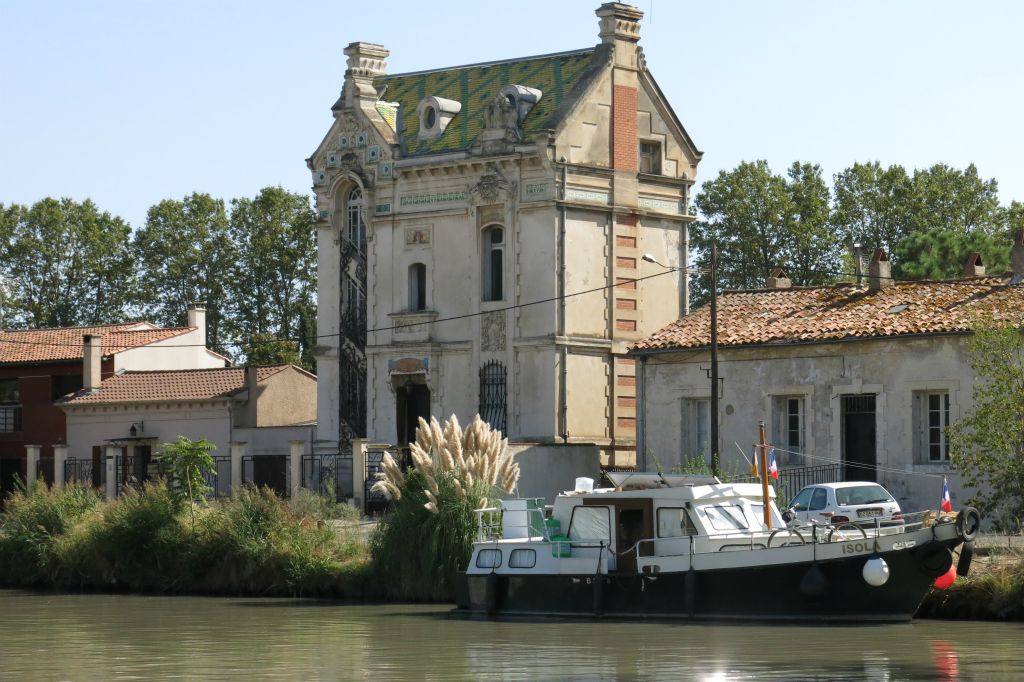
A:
347;187;366;256
479;360;507;434
408;263;427;311
482;225;504;301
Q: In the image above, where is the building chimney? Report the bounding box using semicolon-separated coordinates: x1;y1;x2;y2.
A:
766;267;792;290
83;335;102;391
596;3;644;47
1013;230;1024;282
868;248;892;292
343;42;389;107
963;252;985;277
244;366;259;427
187;302;207;345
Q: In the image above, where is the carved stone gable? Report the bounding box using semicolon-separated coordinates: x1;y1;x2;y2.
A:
473;95;522;155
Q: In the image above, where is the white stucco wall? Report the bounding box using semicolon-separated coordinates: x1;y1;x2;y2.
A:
116;329;227;371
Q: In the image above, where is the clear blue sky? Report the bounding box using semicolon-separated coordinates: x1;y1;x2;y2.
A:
2;1;1021;229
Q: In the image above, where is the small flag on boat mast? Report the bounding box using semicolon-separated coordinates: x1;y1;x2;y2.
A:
940;477;952;513
750;445;758;477
768;447;779;480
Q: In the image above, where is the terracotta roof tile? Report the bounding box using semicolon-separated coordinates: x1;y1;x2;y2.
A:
632;275;1024;352
0;323;193;364
60;366;291;405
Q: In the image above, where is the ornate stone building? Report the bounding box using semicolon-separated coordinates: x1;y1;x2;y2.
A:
308;3;701;492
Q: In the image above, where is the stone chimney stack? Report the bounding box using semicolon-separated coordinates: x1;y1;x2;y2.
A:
597;3;644;48
963;252;985;277
83;335;102;391
1013;230;1024;281
766;267;792;290
868;248;892;292
343;42;389;107
187;302;207;346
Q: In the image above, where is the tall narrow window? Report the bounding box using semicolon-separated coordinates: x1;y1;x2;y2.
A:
408;263;427;311
0;380;20;433
914;391;950;462
347;187;366;256
479;360;507;434
683;398;710;465
482;226;504;301
772;395;805;465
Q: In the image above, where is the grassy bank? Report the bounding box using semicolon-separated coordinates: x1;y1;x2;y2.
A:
0;481;378;598
918;544;1024;620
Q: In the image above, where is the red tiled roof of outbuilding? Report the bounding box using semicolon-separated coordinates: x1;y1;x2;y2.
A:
632;275;1024;352
59;365;295;405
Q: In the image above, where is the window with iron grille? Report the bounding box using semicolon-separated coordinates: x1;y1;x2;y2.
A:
479;360;507;434
347;187;366;257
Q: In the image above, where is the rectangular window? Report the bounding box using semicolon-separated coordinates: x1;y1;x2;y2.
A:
475;549;502;568
508;548;536;569
639;141;662;175
772;395;805;465
683;398;710;464
703;504;749;531
0;379;21;433
656;507;697;538
914;391;950;462
568;505;610;542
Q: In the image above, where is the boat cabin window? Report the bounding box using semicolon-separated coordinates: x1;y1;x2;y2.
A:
476;549;502;568
568;506;610;542
703;504;749;531
657;507;697;537
508;549;536;568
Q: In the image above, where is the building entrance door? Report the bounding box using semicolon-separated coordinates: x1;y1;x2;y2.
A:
842;394;877;482
396;382;431;446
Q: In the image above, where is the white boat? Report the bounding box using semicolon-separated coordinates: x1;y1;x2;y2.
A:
455;473;980;622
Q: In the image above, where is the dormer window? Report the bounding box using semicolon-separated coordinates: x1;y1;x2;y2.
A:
417;96;462;140
498;85;542;125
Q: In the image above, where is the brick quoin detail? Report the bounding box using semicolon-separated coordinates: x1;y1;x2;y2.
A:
616;235;636;248
615;298;637;310
616;214;638;227
616;256;637;269
617;396;636;408
616;319;637;332
617;357;636;367
612;85;638;172
615;277;637;290
617;375;636;387
616;417;637;430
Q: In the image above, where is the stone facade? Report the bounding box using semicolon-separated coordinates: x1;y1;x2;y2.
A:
308;3;701;482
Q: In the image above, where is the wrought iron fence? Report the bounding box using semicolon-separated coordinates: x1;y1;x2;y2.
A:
364;447;389;514
64;457;103;488
203;456;232;498
732;462;844;508
241;454;290;497
302;452;353;502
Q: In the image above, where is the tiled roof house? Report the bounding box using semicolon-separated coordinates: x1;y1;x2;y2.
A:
58;365;317;497
309;2;702;500
0;305;226;498
630;248;1022;515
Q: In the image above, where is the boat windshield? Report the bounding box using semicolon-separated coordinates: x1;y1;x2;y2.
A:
704;504;749;531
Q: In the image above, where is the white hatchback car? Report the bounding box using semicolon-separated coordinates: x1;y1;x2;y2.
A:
785;482;902;527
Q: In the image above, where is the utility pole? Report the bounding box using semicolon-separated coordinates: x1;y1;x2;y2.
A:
710;241;720;479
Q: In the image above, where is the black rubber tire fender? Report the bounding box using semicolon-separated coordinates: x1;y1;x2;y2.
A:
956;541;974;577
956;507;981;542
916;544;954;578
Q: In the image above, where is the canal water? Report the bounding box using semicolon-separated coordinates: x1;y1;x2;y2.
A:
1;591;1022;681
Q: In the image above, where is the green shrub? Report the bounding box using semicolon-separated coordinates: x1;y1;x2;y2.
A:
0;483;100;585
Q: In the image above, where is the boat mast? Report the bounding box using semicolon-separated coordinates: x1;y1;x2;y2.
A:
758;420;772;529
710;242;720;478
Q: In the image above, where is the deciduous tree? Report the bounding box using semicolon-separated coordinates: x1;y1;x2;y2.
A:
948;322;1024;530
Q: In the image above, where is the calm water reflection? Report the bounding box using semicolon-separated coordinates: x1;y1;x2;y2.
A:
1;590;1022;681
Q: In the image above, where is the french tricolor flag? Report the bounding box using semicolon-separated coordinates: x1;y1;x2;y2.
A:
768;447;779;480
940;478;952;513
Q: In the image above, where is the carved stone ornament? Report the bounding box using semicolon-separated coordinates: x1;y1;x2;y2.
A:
468;166;517;204
337;110;362;134
474;94;522;155
481;311;506;352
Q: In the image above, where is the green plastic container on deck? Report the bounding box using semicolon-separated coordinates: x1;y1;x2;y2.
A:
526;498;546;537
544;517;561;538
550;534;571;558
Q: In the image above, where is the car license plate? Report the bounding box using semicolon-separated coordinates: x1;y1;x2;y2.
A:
858;508;882;518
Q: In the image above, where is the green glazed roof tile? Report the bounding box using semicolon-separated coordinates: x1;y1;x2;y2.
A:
376;48;596;156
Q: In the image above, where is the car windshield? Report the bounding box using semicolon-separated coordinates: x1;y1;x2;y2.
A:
835;485;894;506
